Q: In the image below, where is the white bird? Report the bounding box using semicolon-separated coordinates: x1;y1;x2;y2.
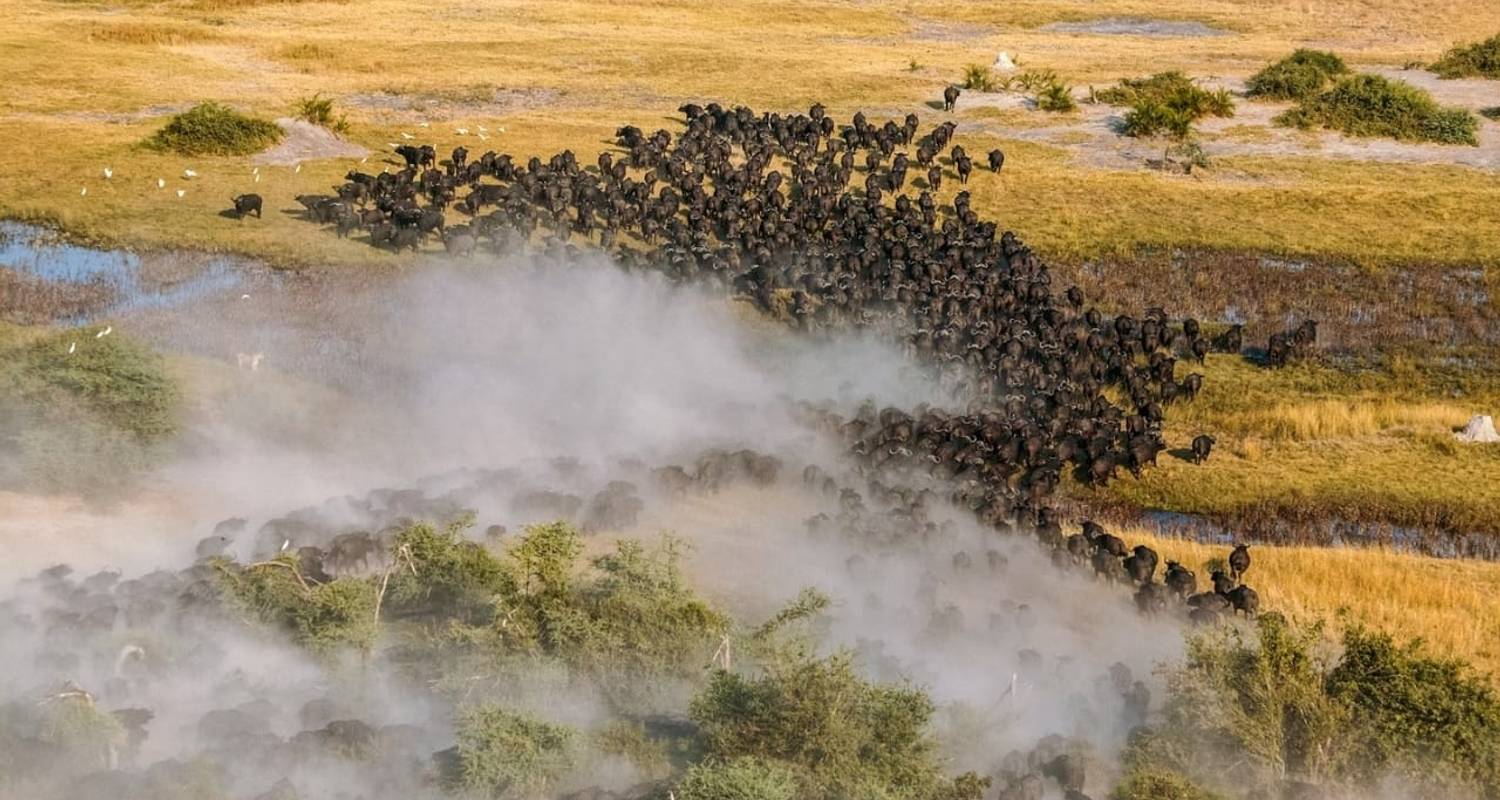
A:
68;342;77;354
280;539;290;552
455;127;469;135
176;189;186;198
183;169;198;179
241;294;250;300
157;178;166;189
418;122;430;128
252;167;259;175
254;173;261;183
103;167;114;179
294;164;302;173
400;132;414;140
497;126;506;133
96;326;112;338
360;156;368;164
477;133;488;141
80;186;88;196
387;142;399;149
478;125;487;132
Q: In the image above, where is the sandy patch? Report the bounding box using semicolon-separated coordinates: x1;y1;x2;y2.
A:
1040;17;1228;38
343;87;565;122
252;118;368;166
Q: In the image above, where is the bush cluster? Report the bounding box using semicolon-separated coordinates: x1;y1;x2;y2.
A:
0;326;180;493
1122;614;1500;799
144;102;283;156
1276;73;1479;145
1245;50;1349;100
293;92;350;134
1429;33;1500;79
1100;73;1234;139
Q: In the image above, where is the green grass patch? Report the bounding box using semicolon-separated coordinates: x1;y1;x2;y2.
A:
1245;49;1349;100
144;101;283;156
1276;73;1479;145
1429;32;1500;79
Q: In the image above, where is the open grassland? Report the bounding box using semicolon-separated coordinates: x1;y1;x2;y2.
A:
0;0;1498;267
1129;528;1500;679
1076;354;1500;541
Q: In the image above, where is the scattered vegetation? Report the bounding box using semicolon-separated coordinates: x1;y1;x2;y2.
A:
292;92;350;134
219;554;380;657
1276;74;1479;145
1245;50;1349;100
1429;33;1500;79
143;102;283;156
0;326;180;493
1122;614;1500;799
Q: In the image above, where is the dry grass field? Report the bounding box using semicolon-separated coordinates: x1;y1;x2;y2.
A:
0;0;1498;267
1131;528;1500;677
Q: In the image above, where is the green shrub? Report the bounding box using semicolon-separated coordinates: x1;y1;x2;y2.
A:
1037;81;1076;112
961;64;997;92
441;706;575;799
145;101;282;156
1325;627;1500;793
689;651;948;800
1429;33;1500;79
1276;73;1479;145
1246;50;1349;100
293;92;350;134
676;757;800;800
1096;72;1235;117
1112;768;1225;800
1120;614;1500;799
219;554;379;657
1015;68;1059;93
0;326;180;495
1103;73;1233;140
10;327;178;442
1123;99;1197;139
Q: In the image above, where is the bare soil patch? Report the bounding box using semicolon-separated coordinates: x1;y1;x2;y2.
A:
1039;17;1229;38
251;118;368;166
343;87;565;122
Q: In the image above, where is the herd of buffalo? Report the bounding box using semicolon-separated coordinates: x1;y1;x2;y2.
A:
223;101;1302;621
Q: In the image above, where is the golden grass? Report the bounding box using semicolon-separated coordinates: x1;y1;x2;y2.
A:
1128;528;1500;677
0;0;1497;267
1085;354;1500;535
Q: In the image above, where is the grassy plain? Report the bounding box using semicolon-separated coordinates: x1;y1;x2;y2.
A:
0;0;1497;267
1131;528;1500;678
